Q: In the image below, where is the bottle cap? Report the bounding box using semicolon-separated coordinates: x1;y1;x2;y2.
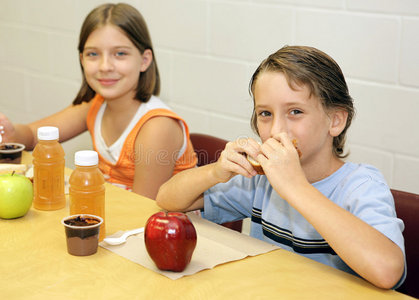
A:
74;150;99;166
37;126;59;140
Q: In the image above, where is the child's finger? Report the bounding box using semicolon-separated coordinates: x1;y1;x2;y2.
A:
218;148;257;178
261;138;282;158
275;132;294;149
230;150;258;177
256;153;268;166
233;137;261;156
271;133;301;157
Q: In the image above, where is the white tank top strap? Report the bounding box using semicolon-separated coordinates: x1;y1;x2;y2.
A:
94;96;187;164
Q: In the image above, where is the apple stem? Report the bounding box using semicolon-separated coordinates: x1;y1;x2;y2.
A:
12;170;15;176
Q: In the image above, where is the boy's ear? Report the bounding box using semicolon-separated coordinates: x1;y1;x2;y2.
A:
140;49;153;72
329;109;348;137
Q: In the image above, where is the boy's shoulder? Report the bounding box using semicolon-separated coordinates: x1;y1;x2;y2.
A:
313;162;390;202
338;162;388;186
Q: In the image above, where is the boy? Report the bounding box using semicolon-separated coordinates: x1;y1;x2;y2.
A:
156;46;405;289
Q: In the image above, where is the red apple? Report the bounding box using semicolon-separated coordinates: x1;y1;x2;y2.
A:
144;212;197;272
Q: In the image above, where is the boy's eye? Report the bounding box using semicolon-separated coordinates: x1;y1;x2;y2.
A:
290;109;302;115
116;51;127;57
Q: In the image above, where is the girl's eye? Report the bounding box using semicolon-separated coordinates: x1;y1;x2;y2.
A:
116;51;127;57
290;109;302;115
258;111;271;117
85;52;98;57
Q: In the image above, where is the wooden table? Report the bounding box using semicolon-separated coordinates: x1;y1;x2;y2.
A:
0;153;413;299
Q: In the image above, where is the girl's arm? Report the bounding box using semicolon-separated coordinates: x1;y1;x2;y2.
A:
0;102;91;150
156;137;261;211
130;116;184;200
259;133;404;289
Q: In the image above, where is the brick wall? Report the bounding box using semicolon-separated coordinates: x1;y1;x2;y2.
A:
0;0;418;193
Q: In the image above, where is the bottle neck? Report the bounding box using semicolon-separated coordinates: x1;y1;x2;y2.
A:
75;164;98;170
39;139;58;144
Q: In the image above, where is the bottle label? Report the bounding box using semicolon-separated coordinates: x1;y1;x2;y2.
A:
33;161;65;207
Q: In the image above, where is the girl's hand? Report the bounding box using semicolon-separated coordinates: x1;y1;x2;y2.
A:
257;132;306;197
212;137;261;183
0;113;16;143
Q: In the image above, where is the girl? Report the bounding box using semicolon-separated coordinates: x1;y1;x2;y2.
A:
0;3;197;199
156;46;405;289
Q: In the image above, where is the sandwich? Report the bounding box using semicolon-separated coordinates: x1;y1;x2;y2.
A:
0;164;28;175
246;139;301;175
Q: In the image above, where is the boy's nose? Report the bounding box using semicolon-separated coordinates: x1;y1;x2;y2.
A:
270;117;286;138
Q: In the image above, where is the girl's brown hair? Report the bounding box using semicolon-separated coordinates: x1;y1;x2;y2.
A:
73;3;160;105
249;45;355;158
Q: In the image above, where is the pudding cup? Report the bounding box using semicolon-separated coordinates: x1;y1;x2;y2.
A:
62;214;103;256
0;143;25;164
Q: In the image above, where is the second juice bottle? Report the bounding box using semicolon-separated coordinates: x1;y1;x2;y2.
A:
69;150;106;241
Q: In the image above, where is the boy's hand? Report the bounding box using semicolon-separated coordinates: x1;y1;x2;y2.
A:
212;137;261;182
257;132;306;196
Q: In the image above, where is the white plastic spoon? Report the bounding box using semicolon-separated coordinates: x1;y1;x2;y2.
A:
103;227;144;245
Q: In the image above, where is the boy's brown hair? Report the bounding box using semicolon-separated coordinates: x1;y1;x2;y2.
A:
249;45;354;158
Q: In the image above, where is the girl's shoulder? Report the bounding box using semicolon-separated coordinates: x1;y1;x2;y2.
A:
142;95;171;112
132;97;183;147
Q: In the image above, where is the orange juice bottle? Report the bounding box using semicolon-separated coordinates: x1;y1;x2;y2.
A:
33;126;66;210
69;150;106;241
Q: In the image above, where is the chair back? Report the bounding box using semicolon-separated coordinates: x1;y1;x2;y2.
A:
190;133;227;166
190;133;243;233
392;189;419;298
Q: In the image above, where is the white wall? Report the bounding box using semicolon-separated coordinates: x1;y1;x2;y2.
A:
0;0;418;193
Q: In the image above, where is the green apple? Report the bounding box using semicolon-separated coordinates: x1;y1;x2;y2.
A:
0;173;33;219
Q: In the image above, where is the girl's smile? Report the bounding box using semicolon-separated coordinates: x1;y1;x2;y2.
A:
80;24;150;102
98;78;120;87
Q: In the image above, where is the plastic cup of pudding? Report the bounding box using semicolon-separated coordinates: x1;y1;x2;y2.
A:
61;214;103;256
0;143;25;164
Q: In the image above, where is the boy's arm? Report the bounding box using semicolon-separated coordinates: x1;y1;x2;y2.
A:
156;137;262;212
259;133;404;289
156;163;218;212
286;184;404;289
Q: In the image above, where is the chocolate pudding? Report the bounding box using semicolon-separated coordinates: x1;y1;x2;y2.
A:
0;143;25;164
66;235;99;256
64;215;100;227
62;215;103;256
